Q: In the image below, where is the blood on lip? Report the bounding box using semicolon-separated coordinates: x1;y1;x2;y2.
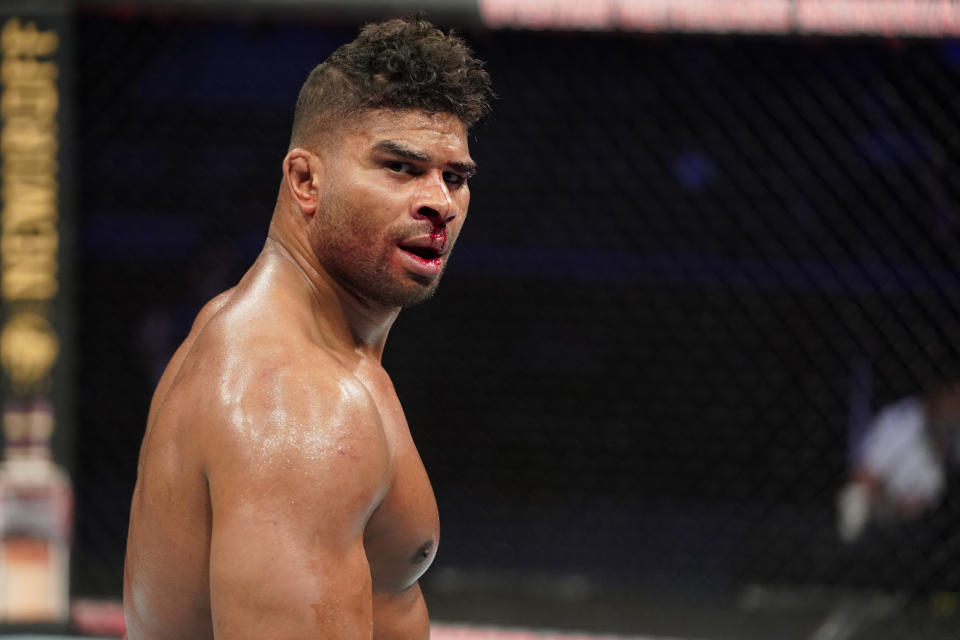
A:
398;246;443;269
399;227;446;259
429;228;447;252
399;244;437;259
398;246;443;277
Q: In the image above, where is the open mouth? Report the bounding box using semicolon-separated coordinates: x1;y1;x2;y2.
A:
400;245;441;261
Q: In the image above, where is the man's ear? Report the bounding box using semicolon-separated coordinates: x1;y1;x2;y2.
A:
283;148;323;216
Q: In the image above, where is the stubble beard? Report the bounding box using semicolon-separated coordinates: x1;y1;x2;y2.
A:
314;188;453;309
338;259;443;309
357;261;443;309
316;229;446;310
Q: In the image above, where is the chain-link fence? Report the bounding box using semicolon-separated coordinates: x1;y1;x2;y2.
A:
72;6;960;637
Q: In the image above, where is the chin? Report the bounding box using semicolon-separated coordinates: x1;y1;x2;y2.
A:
391;281;440;309
400;288;438;309
362;278;440;310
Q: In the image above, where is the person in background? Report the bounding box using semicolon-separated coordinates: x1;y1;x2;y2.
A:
838;381;960;543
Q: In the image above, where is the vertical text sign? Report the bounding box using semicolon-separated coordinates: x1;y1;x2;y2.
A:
0;16;60;405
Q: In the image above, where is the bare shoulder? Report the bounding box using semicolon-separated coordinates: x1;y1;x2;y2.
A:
179;300;393;507
146;288;235;417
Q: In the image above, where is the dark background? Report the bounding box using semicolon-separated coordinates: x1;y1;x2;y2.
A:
69;6;960;637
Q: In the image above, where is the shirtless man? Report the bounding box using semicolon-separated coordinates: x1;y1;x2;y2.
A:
122;17;492;639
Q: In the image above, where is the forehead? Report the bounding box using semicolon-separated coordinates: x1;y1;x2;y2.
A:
341;109;471;159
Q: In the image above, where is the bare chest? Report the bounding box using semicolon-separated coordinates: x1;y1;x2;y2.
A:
362;388;440;593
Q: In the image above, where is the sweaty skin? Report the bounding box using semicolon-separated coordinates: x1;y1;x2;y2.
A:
123;109;474;639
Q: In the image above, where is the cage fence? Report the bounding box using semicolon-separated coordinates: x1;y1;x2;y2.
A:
61;4;960;638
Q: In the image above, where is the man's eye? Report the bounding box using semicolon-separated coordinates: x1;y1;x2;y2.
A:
387;161;412;173
443;171;467;186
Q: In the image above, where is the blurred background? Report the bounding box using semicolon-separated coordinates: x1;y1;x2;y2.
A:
2;0;960;638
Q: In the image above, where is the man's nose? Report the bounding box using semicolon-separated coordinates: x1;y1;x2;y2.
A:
412;170;456;225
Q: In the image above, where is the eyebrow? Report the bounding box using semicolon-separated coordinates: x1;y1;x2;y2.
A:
374;140;477;177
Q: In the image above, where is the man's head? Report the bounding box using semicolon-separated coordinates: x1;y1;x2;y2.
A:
290;16;492;149
280;17;492;311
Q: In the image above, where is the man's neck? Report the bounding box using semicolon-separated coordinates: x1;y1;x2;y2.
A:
260;232;399;360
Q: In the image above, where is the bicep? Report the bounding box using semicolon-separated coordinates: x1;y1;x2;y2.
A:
209;502;374;639
205;409;389;638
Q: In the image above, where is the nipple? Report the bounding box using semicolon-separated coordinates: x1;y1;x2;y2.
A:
411;540;434;564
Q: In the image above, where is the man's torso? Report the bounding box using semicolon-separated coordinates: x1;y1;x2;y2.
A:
123;262;439;639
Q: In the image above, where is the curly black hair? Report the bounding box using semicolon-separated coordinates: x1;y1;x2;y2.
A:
290;16;493;145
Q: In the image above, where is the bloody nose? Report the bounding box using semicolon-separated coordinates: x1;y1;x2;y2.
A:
417;206;455;226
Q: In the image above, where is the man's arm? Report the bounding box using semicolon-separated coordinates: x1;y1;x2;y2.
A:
204;369;391;638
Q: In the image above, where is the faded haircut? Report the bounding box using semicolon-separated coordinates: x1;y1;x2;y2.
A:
290;16;493;147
